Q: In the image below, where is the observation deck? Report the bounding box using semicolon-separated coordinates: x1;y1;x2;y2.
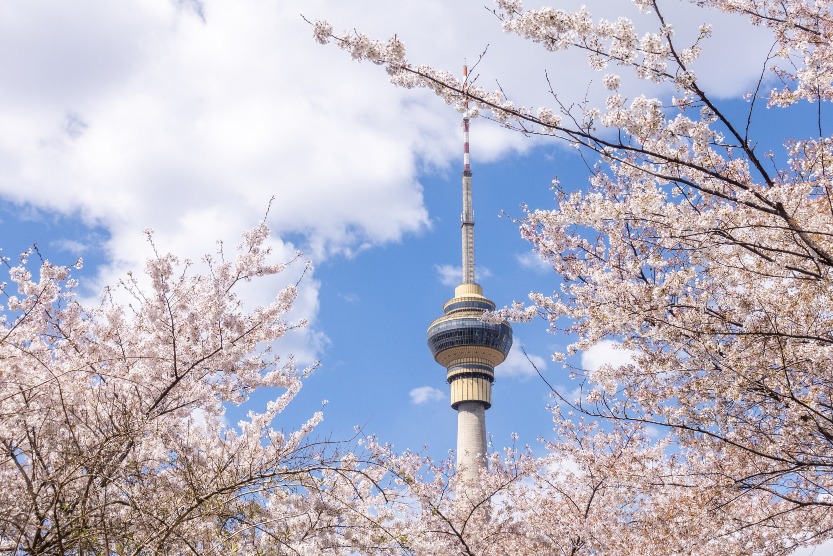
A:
426;283;513;409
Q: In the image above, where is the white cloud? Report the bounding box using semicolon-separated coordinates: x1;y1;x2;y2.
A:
435;264;461;287
434;264;491;287
497;339;547;380
580;341;638;394
580;340;638;374
409;385;445;405
516;251;551;274
566;386;584;405
0;0;449;365
49;238;90;255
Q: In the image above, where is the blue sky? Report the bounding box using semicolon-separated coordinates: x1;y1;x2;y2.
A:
0;0;809;467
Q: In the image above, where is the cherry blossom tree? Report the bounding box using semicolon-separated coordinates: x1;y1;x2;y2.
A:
327;415;786;556
0;224;362;554
313;0;833;552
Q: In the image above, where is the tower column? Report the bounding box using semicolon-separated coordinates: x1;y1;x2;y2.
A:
457;401;487;480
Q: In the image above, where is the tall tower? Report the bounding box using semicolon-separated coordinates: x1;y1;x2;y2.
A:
426;66;513;481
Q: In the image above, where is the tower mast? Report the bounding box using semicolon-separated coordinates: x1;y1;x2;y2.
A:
426;65;513;482
461;64;475;285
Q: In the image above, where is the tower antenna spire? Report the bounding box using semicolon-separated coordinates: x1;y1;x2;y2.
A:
461;64;475;285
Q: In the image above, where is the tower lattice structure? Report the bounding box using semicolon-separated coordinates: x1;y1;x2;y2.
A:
426;66;513;480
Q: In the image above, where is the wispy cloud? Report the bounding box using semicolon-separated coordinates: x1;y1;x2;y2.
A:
338;292;359;303
50;238;89;255
409;385;445;405
496;339;548;380
516;251;551;273
434;264;491;287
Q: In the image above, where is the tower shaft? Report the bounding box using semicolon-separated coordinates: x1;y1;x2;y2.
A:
457;401;486;473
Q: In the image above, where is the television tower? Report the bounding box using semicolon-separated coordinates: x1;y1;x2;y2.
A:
426;65;513;481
